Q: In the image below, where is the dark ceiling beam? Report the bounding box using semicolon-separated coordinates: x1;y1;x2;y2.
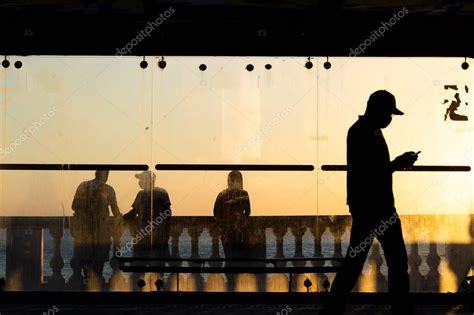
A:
0;6;473;57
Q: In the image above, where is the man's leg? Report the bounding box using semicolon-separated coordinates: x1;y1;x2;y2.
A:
377;214;412;314
327;216;374;313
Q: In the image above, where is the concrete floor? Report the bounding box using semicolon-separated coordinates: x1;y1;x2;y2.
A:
0;304;473;315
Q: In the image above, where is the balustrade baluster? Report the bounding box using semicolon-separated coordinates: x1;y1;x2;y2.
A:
109;219;127;291
47;225;65;290
426;242;441;292
188;224;204;291
408;242;424;292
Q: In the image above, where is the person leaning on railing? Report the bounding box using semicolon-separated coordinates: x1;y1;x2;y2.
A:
123;170;172;260
213;170;251;264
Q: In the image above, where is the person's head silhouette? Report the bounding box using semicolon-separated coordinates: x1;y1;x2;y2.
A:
365;90;404;129
95;170;109;184
227;170;243;190
135;170;156;191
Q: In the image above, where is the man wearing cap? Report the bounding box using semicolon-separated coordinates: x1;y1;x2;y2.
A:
325;90;417;314
123;171;172;259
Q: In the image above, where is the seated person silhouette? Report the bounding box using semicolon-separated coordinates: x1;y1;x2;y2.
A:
325;90;418;315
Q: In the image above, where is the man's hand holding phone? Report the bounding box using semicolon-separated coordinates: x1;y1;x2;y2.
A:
393;151;420;170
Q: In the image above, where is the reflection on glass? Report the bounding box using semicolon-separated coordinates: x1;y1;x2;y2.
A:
0;56;471;293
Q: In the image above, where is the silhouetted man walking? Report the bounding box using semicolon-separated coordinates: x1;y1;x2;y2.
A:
326;90;418;314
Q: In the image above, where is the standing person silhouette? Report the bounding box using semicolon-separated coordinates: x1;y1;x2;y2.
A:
123;170;172;291
123;170;172;259
326;90;418;315
71;170;122;289
213;170;251;291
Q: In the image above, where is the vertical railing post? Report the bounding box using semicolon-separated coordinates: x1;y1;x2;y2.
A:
370;242;387;291
189;223;204;291
109;218;127;291
205;220;226;291
311;216;327;291
291;222;305;292
408;242;424;292
292;225;304;264
209;221;222;267
167;222;183;291
47;224;65;290
269;223;288;292
273;225;286;260
329;216;346;259
426;221;441;293
5;222;43;291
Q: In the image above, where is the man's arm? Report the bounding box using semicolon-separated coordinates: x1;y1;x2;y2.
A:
108;187;122;217
163;191;171;213
390;159;400;173
72;182;87;213
243;191;251;216
123;208;137;221
391;152;418;172
347;131;370;171
123;193;140;221
213;192;224;218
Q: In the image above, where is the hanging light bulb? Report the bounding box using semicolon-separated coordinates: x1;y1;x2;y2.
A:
140;56;148;69
305;57;313;69
158;56;166;69
2;56;10;68
323;56;331;70
461;57;469;70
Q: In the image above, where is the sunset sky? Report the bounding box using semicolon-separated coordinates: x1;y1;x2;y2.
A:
0;56;472;216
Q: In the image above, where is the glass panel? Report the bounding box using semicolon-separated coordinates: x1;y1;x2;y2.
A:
152;57;317;165
0;56;472;293
0;56;153;291
316;57;473;293
317;57;473;215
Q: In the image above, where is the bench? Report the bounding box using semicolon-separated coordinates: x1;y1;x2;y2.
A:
116;256;343;292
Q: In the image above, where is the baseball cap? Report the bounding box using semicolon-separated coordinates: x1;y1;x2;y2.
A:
367;90;404;115
135;170;156;181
